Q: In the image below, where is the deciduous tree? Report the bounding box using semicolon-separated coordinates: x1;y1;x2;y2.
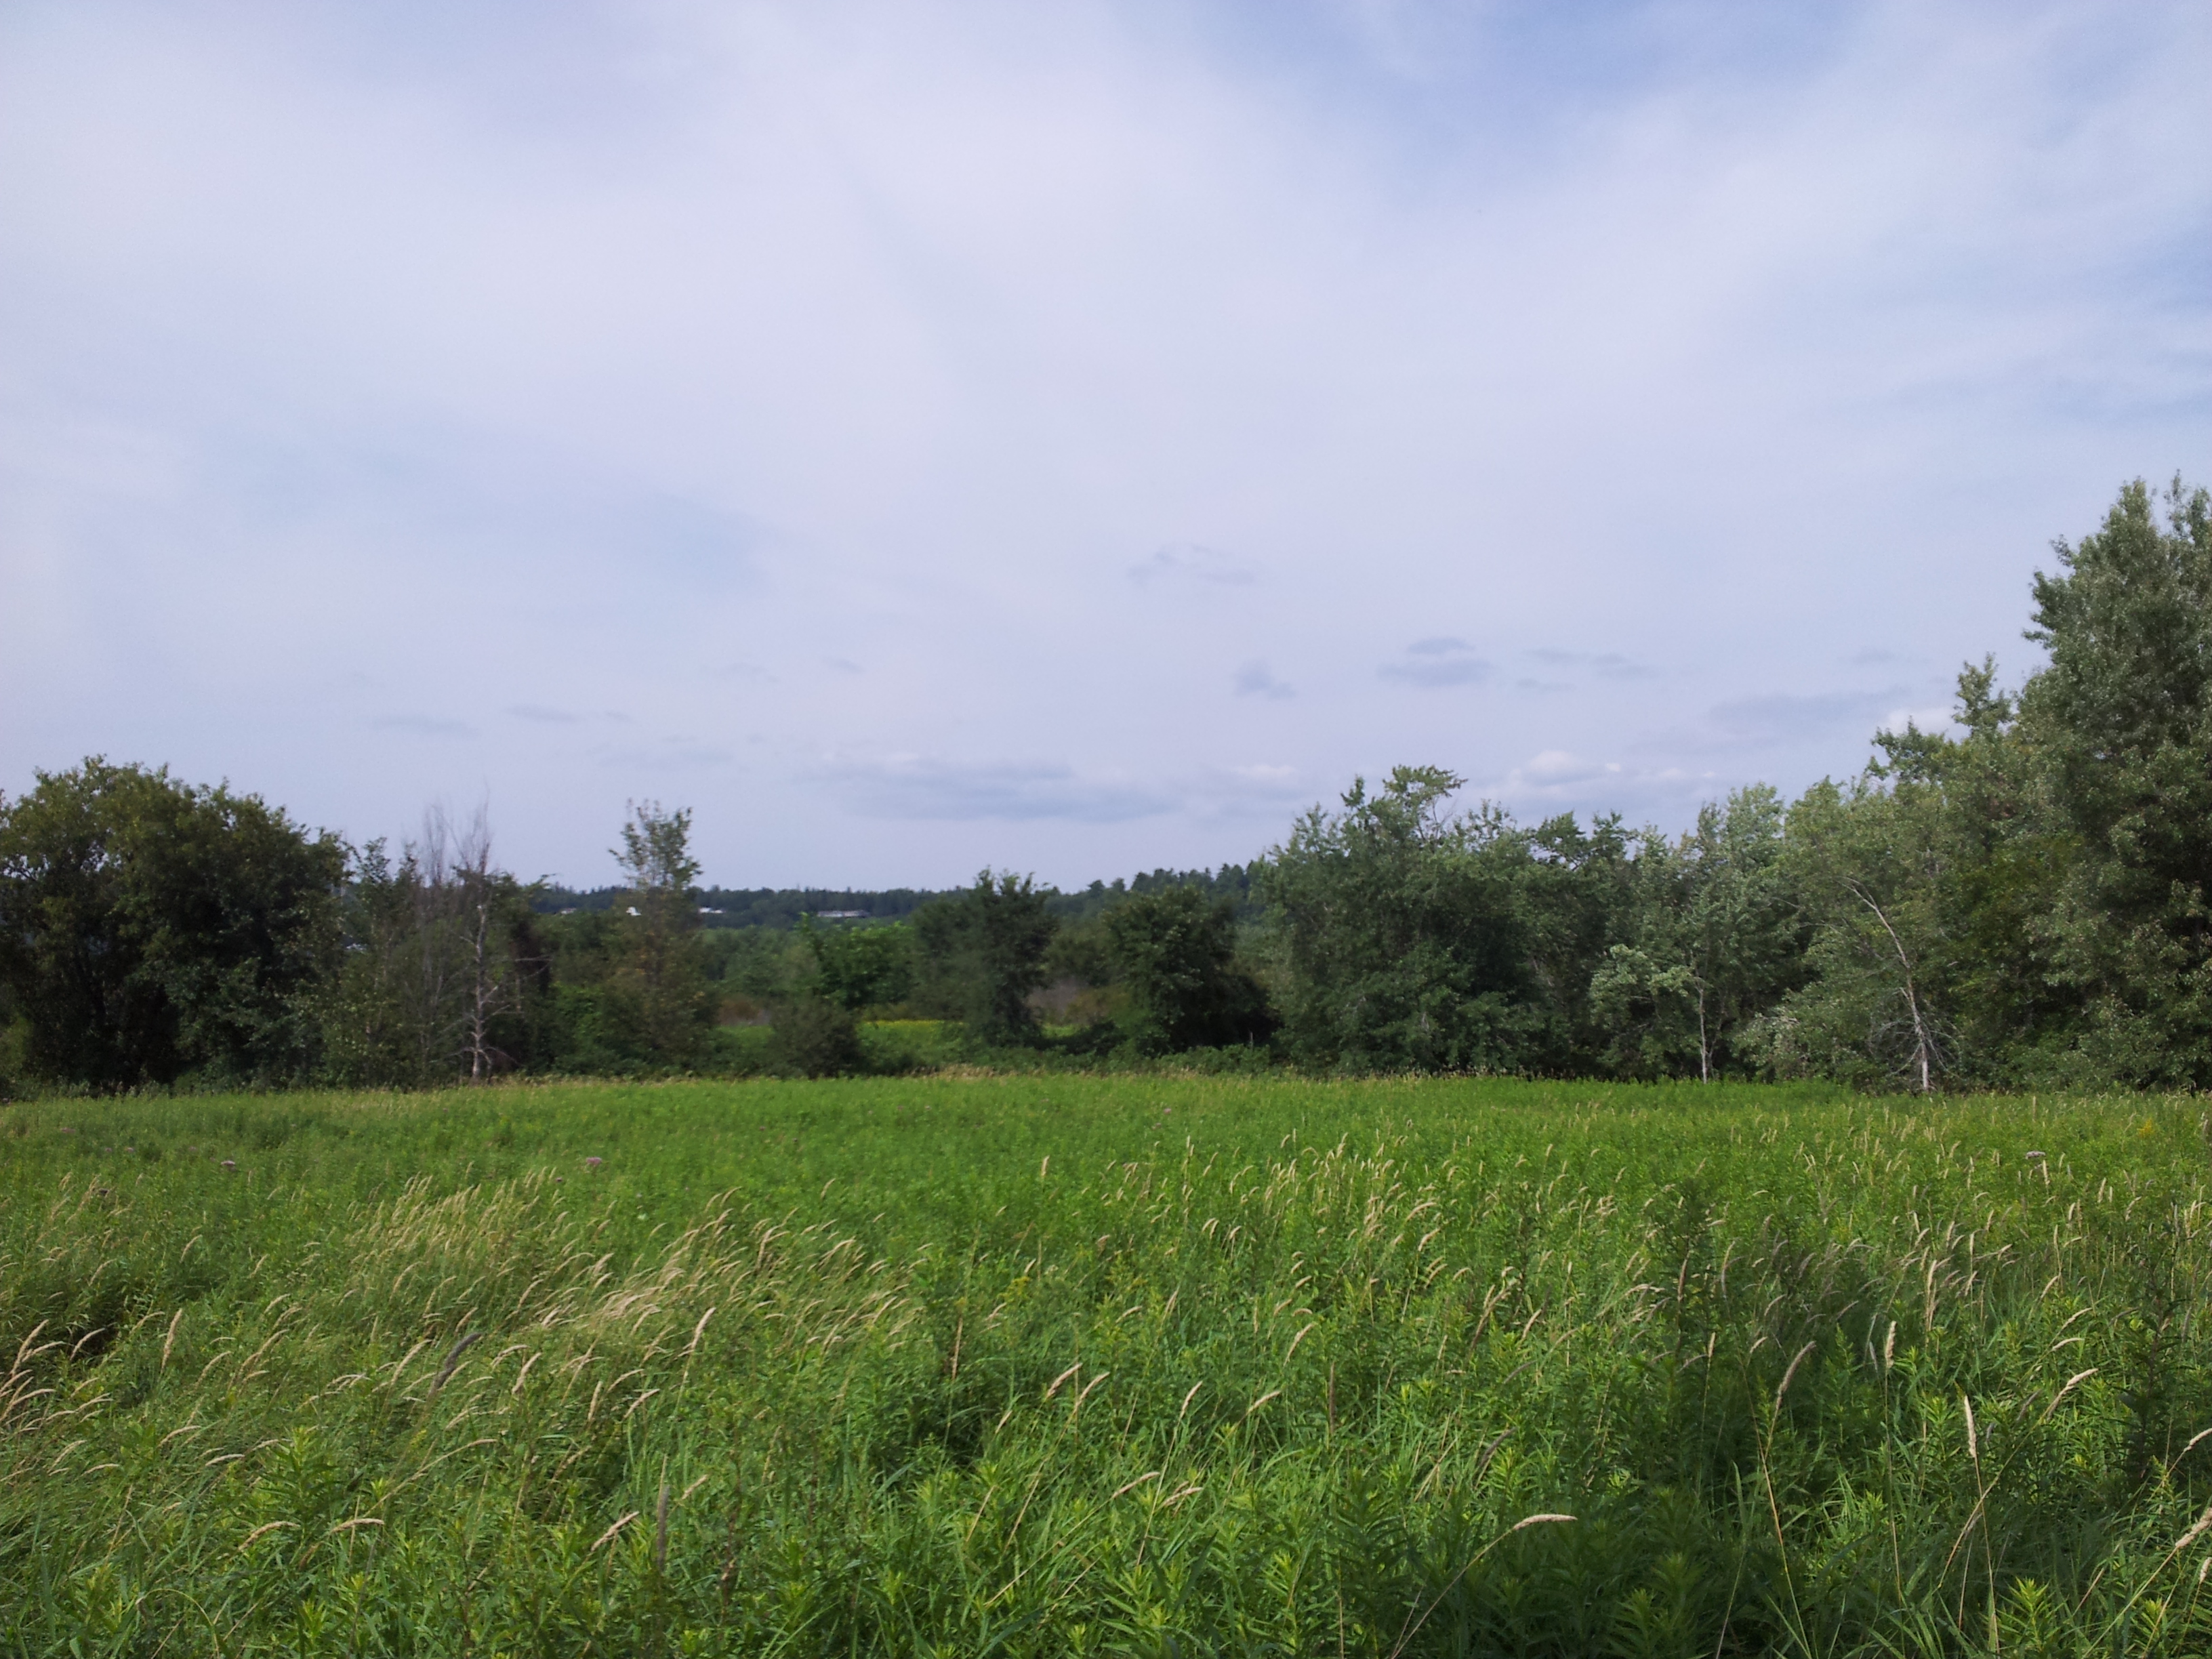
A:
0;758;344;1086
913;871;1057;1043
1103;882;1272;1054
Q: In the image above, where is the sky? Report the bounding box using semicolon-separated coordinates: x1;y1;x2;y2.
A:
2;0;2207;892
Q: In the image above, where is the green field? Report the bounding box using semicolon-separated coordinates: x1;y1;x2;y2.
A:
5;1078;2211;1656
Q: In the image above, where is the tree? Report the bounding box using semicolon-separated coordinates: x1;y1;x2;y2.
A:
912;871;1057;1043
1260;766;1543;1073
2015;476;2212;1085
801;918;917;1012
602;801;714;1066
320;807;548;1086
0;758;344;1087
1516;811;1647;1071
1104;883;1273;1053
1749;684;2043;1093
1753;478;2212;1092
1758;777;1957;1091
1593;786;1803;1081
765;995;865;1078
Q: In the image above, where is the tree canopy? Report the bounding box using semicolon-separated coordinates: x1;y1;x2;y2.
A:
0;760;344;1087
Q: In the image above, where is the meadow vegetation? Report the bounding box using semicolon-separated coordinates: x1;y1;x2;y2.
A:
7;1075;2212;1654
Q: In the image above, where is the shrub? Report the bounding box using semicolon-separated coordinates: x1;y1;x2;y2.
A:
766;996;865;1078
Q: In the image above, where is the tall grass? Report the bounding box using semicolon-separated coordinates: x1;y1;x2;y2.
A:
3;1076;2211;1654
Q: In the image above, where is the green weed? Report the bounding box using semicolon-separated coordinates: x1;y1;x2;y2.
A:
3;1077;2209;1654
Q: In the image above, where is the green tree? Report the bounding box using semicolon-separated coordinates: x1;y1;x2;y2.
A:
1103;883;1273;1054
1752;775;1959;1091
2015;476;2212;1085
1517;811;1647;1071
1593;786;1803;1080
600;800;714;1067
1753;478;2211;1092
913;871;1057;1043
320;811;548;1087
1748;662;2051;1092
801;919;917;1012
1260;766;1542;1073
0;758;344;1087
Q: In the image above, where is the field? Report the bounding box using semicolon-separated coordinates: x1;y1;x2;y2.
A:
5;1077;2212;1656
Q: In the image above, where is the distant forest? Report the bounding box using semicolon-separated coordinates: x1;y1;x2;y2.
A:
535;865;1263;929
3;477;2207;1094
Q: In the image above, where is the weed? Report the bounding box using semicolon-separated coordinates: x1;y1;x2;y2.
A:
2;1079;2209;1653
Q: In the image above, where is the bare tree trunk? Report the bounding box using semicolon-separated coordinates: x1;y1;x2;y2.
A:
466;890;493;1082
1696;985;1711;1084
455;809;501;1084
1849;882;1935;1092
410;807;459;1080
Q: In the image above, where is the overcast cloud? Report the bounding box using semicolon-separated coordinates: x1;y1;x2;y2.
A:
2;0;2206;888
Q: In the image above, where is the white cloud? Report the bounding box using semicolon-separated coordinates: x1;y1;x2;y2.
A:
1;0;2205;884
1879;704;1963;738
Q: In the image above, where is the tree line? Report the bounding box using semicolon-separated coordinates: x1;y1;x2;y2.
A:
2;477;2205;1093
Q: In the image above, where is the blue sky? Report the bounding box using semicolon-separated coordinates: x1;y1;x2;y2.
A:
3;0;2206;890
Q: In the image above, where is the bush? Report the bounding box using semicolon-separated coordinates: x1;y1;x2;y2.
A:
766;996;865;1078
857;1019;958;1075
0;1010;23;1101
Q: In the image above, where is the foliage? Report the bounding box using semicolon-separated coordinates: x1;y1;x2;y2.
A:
592;801;714;1067
699;926;810;1011
1262;766;1553;1072
318;811;550;1088
1757;773;1964;1091
765;994;867;1077
1740;477;2212;1092
1052;861;1266;922
1512;809;1646;1067
2017;476;2212;1084
1042;912;1118;992
912;870;1058;1043
801;918;917;1013
1594;785;1803;1080
1103;882;1273;1053
7;1078;2212;1655
541;882;941;929
0;758;345;1088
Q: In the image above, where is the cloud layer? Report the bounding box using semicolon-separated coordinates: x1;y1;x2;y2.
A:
3;0;2206;887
